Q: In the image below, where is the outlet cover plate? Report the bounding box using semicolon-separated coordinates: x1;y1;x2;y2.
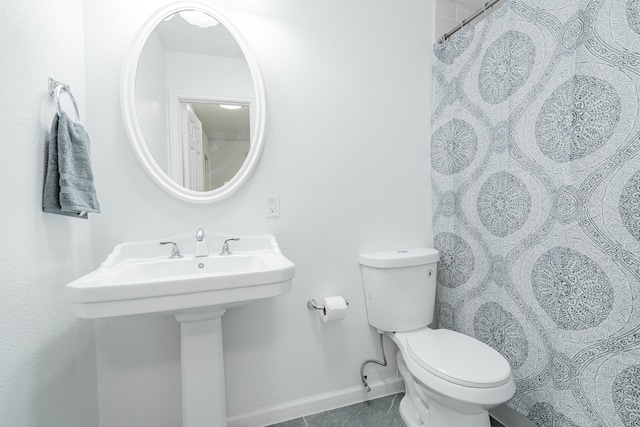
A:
266;194;279;218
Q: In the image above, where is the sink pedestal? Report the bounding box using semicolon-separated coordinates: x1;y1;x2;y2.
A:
176;309;228;427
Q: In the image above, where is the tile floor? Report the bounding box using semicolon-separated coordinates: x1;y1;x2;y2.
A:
267;393;507;427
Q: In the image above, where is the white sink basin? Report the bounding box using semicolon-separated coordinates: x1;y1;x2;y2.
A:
66;233;295;318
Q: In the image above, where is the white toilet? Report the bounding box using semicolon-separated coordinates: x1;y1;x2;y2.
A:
359;248;515;427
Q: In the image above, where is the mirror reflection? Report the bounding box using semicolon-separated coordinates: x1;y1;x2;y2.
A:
135;10;255;192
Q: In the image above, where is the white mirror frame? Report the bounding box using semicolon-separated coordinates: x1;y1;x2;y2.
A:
121;1;266;204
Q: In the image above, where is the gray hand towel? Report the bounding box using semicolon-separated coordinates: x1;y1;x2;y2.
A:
43;111;100;218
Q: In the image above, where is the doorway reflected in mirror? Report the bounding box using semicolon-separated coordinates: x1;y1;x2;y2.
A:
175;101;250;191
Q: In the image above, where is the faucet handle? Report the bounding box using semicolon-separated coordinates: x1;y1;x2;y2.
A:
160;241;183;259
220;238;239;256
196;228;205;241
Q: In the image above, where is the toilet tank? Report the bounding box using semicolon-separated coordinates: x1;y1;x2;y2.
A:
359;248;439;332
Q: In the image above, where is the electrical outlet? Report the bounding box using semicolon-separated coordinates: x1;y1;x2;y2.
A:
266;194;279;218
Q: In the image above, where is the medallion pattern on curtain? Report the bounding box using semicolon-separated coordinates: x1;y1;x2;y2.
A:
431;1;640;425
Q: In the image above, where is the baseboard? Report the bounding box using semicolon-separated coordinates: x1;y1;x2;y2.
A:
227;377;406;427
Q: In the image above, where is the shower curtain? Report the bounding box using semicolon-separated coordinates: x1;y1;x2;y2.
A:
431;0;640;425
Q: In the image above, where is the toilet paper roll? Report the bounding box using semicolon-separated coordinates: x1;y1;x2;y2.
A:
320;296;348;322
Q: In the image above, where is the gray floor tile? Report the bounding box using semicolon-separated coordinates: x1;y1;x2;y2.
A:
267;393;404;427
304;393;404;427
268;392;508;427
267;419;308;427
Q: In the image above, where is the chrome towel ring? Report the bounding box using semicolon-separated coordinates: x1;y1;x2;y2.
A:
48;77;80;123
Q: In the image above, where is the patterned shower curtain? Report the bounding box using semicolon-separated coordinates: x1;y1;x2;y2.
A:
431;0;640;425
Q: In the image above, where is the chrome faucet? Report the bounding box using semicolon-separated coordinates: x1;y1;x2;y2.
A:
160;241;183;259
220;238;239;256
195;228;209;257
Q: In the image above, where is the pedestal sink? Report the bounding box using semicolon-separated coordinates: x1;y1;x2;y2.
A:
66;232;295;427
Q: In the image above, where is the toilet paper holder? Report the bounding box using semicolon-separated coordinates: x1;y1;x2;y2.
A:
307;298;349;311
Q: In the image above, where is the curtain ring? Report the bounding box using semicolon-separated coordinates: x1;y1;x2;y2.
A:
483;2;489;19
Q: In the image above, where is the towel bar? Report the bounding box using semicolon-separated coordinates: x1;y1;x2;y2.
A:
48;77;80;123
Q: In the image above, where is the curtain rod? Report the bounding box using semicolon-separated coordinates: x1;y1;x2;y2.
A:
440;0;502;42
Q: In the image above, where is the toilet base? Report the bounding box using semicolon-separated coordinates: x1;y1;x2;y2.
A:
396;349;492;427
399;394;425;427
398;388;492;427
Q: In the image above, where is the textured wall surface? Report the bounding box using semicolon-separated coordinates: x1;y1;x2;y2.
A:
0;1;99;426
83;0;433;425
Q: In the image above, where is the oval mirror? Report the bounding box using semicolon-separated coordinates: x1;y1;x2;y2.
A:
121;2;266;203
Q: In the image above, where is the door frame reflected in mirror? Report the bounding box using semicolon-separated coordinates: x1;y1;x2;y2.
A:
121;1;266;204
167;92;254;192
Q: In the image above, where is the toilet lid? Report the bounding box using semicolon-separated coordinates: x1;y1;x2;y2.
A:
406;329;512;388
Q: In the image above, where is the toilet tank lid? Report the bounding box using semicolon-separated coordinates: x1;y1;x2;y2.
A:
359;248;439;268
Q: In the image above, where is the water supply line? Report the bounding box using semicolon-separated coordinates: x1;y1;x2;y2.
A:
360;330;388;392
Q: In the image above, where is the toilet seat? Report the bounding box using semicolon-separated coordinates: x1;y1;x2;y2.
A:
403;329;511;388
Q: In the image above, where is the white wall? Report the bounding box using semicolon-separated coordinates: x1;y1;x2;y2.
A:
209;139;250;190
83;0;433;425
135;32;168;172
0;1;99;426
165;51;254;99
